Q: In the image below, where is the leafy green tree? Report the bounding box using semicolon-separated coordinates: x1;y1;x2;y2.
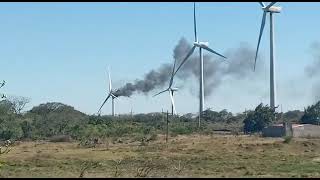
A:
0;100;23;140
0;80;6;99
280;110;304;124
20;120;33;139
243;103;277;133
27;102;89;138
300;101;320;125
0;100;16;115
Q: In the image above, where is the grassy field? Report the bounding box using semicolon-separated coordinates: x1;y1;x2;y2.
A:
1;134;320;178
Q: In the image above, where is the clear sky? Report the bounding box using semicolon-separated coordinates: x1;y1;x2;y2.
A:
0;2;320;115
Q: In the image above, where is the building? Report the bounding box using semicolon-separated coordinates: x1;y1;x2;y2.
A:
262;123;320;138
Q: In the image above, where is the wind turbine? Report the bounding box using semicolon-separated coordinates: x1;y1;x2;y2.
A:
173;2;227;127
153;58;178;116
98;67;118;116
253;2;281;112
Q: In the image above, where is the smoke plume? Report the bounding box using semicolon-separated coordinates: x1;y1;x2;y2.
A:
305;41;320;100
114;64;172;97
114;37;263;98
305;42;320;77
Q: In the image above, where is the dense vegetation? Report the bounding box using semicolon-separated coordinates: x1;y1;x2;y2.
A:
243;103;278;133
0;96;317;142
300;101;320;125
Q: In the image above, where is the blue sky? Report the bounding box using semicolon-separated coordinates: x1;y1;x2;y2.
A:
0;2;319;115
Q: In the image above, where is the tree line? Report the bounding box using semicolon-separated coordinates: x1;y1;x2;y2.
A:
0;96;319;141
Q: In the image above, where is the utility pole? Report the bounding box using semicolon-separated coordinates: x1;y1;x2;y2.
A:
166;110;169;144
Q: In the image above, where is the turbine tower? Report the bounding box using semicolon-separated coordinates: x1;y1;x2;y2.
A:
173;2;227;127
98;67;118;116
254;2;281;112
153;58;178;116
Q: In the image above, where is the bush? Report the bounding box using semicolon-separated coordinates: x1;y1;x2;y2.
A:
49;135;73;142
283;136;292;144
0;117;23;140
170;125;193;136
149;133;157;141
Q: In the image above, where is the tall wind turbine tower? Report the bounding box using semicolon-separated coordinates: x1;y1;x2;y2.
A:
173;2;227;127
254;2;281;112
98;67;119;116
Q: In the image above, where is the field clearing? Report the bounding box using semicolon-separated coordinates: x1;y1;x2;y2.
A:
1;134;320;178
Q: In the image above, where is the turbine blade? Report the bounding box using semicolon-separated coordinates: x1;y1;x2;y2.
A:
108;67;112;92
169;91;177;115
153;89;169;97
174;46;196;77
169;58;177;88
194;2;198;42
254;11;267;71
266;2;277;9
98;93;111;114
202;46;227;59
259;2;265;7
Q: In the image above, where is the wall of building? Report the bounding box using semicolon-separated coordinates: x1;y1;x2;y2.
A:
262;126;285;137
262;124;320;138
292;124;320;138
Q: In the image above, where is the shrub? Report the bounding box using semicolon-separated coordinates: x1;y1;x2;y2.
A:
49;135;73;142
283;136;292;144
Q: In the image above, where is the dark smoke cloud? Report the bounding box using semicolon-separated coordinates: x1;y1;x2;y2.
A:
305;41;320;100
172;38;262;97
114;37;264;98
305;42;320;77
113;64;172;97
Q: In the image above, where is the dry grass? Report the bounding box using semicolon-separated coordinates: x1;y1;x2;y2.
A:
1;134;320;177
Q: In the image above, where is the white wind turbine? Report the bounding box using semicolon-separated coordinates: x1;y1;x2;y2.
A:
98;67;118;116
153;58;178;116
173;2;227;127
253;2;281;112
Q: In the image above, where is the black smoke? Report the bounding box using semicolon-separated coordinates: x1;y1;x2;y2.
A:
114;37;263;98
113;64;172;97
305;42;320;100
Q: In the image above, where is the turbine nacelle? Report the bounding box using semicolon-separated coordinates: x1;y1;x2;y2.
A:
194;41;209;48
170;87;178;92
110;93;117;98
262;6;282;13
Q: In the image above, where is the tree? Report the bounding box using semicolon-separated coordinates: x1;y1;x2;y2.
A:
27;102;89;138
0;80;6;99
243;103;277;133
0;100;15;115
6;96;30;114
300;101;320;125
281;110;304;123
202;108;233;123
